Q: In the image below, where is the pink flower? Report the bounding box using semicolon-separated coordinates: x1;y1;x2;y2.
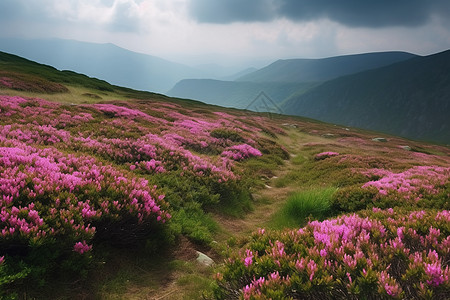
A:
315;151;339;160
73;241;92;254
244;249;254;267
307;259;318;281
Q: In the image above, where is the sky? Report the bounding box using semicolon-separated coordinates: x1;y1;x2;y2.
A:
1;0;450;69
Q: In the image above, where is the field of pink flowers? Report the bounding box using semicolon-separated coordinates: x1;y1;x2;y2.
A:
0;94;286;294
0;91;449;298
215;209;449;299
213;124;449;298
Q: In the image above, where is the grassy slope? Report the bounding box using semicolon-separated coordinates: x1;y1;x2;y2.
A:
1;52;449;299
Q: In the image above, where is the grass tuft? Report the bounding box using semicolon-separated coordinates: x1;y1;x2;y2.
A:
269;187;337;229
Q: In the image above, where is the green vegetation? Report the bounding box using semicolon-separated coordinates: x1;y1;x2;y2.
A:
0;51;114;92
270;187;336;229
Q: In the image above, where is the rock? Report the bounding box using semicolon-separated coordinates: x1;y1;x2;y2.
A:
196;251;214;266
251;193;263;201
322;133;335;138
281;123;298;128
400;145;412;151
372;137;388;142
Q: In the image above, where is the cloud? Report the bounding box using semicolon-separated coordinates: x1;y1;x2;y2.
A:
188;0;450;28
0;0;145;33
108;0;143;32
188;0;277;23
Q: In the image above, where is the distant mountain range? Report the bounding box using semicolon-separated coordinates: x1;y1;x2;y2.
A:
236;52;417;82
283;50;450;144
169;50;450;144
168;79;314;109
0;38;249;93
1;37;448;144
168;51;416;109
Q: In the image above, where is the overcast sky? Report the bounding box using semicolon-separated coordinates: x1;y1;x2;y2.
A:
1;0;449;68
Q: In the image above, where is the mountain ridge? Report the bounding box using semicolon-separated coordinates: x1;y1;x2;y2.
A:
236;51;417;82
283;50;450;144
0;38;206;93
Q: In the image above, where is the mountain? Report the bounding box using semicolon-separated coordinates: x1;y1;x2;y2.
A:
220;67;258;81
283;50;450;144
0;50;196;105
168;51;416;111
0;38;206;93
167;79;315;109
236;51;417;83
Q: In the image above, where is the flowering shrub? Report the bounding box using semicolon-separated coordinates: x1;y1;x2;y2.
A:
362;166;449;202
221;144;263;161
331;165;450;213
214;209;449;299
315;151;339;160
0;94;288;292
0;140;170;262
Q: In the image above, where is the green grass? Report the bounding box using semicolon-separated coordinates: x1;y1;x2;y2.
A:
269;187;337;229
171;205;221;245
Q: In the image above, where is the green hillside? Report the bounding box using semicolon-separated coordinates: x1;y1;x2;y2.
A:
283;50;450;144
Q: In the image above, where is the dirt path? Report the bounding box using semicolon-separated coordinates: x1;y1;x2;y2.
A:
123;128;314;299
213;128;315;239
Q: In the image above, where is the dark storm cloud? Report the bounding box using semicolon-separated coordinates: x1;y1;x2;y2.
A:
189;0;450;27
188;0;276;23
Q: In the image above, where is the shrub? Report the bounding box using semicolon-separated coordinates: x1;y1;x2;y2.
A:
214;209;450;299
331;185;380;212
332;166;450;213
0;144;169;288
210;129;245;142
315;151;339;160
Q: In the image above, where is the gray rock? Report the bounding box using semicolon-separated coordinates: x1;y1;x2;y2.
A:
281;123;298;128
400;145;412;151
372;137;388;142
196;251;214;266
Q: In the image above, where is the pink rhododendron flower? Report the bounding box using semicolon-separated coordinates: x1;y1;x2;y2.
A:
73;241;92;254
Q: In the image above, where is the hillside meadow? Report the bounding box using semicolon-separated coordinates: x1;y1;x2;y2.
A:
0;53;449;299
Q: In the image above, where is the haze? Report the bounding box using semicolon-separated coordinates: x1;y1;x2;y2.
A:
1;0;450;70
